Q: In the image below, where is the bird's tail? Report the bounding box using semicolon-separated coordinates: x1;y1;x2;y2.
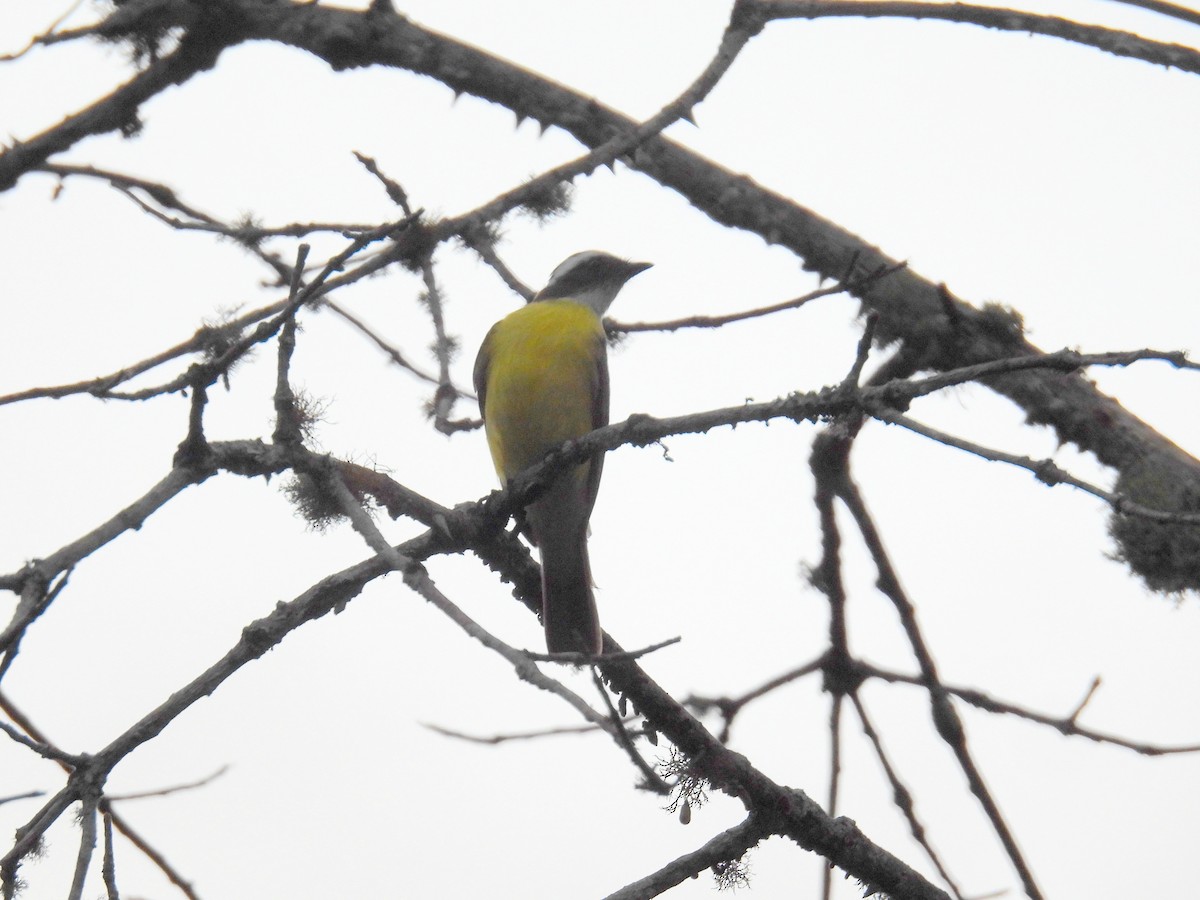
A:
539;526;601;655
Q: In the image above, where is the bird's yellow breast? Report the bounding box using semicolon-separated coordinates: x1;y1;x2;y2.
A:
479;300;605;482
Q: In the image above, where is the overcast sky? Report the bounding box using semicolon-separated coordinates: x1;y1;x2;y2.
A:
3;1;1199;898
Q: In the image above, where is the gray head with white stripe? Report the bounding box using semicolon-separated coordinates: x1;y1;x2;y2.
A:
535;251;652;316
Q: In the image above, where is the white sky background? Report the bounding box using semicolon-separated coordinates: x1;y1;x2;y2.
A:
2;0;1199;897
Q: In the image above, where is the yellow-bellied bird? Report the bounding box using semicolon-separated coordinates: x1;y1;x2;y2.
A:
474;251;651;654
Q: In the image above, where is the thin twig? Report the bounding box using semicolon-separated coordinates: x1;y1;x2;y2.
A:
860;663;1200;756
685;654;827;743
0;303;280;407
106;809;199;900
464;240;535;302
67;795;99;900
106;766;230;802
272;244;309;446
0;721;84;765
317;459;618;735
446;0;765;235
322;299;443;386
592;669;671;794
873;408;1200;525
822;696;842;900
0;470;197;613
0;692;200;899
1067;677;1102;725
422;720;627;744
0;567;71;682
0;0;88;61
0;792;45;807
418;256;461;433
524;636;682;664
754;0;1200;74
841;312;878;389
610;264;905;334
602;815;769;899
1105;0;1200;28
101;809;119;900
837;476;1044;899
850;692;966;899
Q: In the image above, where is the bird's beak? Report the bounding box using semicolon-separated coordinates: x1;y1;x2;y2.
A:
625;261;653;279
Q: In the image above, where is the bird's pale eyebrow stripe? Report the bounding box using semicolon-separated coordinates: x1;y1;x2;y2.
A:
542;256;625;299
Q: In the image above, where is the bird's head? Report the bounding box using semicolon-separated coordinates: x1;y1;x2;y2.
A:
535;251;652;316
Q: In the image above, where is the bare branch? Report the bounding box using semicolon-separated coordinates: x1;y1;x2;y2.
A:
0;304;276;407
822;695;843;900
1105;0;1200;28
1067;677;1102;724
873;408;1200;525
3;783;79;896
0;792;45;807
685;654;827;743
0;721;84;766
106;809;198;900
106;766;230;802
271;244;310;447
861;664;1200;756
754;0;1200;73
0;468;197;664
441;0;765;234
0;0;89;61
836;471;1044;899
602;816;769;899
36;163;378;241
597;637;952;899
524;636;682;664
101;810;119;900
322;299;443;387
463;239;535;303
0;6;231;191
67;796;99;900
317;459;619;735
418;255;463;434
850;692;966;900
609;263;905;334
882;348;1200;400
591;669;671;795
422;720;623;745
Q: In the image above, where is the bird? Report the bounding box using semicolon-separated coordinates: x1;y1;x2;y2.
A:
473;251;651;654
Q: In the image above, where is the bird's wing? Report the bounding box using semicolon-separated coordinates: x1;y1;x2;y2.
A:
585;331;609;512
472;324;495;419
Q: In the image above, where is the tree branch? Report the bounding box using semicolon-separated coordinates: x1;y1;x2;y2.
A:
602;816;769;899
755;0;1200;73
